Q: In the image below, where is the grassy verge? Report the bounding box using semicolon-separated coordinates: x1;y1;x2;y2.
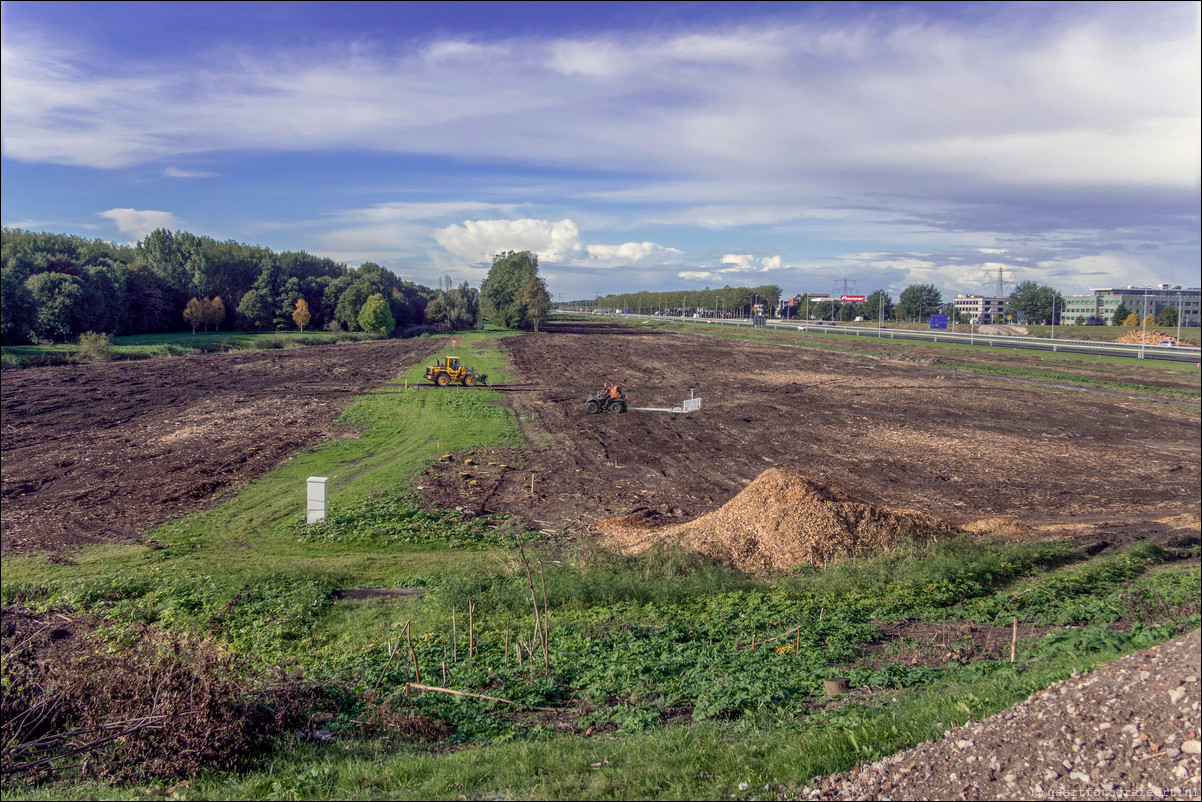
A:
932;361;1201;399
0;329;388;368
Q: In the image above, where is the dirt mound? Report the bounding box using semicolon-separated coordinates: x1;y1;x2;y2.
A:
600;468;950;572
977;325;1029;335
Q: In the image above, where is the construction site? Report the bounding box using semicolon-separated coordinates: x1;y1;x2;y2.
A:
2;319;1199;563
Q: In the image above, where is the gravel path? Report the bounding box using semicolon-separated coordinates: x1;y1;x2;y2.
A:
803;628;1201;800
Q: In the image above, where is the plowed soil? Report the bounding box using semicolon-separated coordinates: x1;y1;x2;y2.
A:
420;321;1201;554
3;321;1199;558
1;339;439;554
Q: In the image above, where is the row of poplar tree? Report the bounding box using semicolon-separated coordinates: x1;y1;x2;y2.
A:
0;228;485;344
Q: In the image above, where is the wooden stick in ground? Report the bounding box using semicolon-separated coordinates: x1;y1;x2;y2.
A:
405;683;557;712
795;625;801;659
505;620;510;664
538;560;550;673
468;594;475;660
1011;616;1018;663
452;605;458;663
515;534;546;673
405;620;421;687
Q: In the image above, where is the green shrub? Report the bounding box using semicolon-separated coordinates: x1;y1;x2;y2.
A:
76;331;115;362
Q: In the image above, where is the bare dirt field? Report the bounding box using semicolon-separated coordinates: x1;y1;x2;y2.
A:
0;339;438;554
421;321;1201;551
2;321;1198;557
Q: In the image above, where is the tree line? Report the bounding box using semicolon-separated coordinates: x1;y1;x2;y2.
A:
595;285;784;318
594;280;1184;327
1;228;484;344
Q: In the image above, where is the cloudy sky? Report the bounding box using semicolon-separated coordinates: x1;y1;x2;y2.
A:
2;1;1199;301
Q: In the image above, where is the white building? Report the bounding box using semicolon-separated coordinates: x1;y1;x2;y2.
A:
953;295;1008;324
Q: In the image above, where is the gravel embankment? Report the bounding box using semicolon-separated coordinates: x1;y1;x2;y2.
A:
803;628;1201;800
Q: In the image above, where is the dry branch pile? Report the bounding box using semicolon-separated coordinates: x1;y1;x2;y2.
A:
1114;329;1195;347
1;608;311;786
600;468;950;573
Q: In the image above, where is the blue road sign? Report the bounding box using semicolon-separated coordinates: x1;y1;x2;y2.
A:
929;314;948;330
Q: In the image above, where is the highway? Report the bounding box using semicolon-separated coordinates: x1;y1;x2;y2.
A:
591;313;1202;363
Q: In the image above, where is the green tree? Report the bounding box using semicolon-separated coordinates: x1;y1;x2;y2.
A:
861;290;893;323
424;296;448;326
1009;281;1063;324
236;288;273;330
1;266;37;344
24;271;86;342
1156;306;1178;327
479;251;550;331
517;276;552;333
1111;302;1130;325
357;292;395;335
896;284;942;322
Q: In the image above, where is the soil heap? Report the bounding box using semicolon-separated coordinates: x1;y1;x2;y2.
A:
600;468;949;573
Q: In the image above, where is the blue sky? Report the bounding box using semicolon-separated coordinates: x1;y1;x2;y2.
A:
2;1;1199;302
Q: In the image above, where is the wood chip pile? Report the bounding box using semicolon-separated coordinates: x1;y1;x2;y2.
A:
1114;329;1195;347
599;468;950;573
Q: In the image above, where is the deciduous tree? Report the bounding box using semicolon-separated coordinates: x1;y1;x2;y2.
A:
236;289;272;330
205;296;226;331
896;284;942;322
357;292;395;335
183;297;205;334
1008;281;1064;324
480;251;550;331
24;271;85;342
292;297;311;331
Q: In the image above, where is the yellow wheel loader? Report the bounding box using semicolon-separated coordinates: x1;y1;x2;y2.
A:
424;356;488;387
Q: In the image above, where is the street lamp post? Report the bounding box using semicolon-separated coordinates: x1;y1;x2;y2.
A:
1177;290;1183;344
1140;289;1148;359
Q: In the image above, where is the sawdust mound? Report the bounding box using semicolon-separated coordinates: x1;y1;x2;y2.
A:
600;468;950;573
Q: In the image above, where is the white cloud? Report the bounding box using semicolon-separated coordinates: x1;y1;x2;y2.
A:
720;253;783;272
98;208;181;238
434;218;583;263
432;217;685;269
3;5;1195;192
584;242;685;266
163;167;215;178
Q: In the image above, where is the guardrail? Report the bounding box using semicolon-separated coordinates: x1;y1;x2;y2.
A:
582;312;1200;363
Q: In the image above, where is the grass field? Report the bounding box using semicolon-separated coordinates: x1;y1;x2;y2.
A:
0;329;386;368
2;329;1198;800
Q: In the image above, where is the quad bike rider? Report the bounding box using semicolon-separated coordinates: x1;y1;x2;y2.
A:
585;383;628;414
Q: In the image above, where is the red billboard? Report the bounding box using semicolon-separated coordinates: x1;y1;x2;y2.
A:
840;295;866;303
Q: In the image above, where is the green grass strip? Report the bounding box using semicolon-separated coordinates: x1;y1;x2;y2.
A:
935;361;1200;398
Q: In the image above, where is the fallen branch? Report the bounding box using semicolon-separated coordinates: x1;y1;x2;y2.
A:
404;683;556;712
